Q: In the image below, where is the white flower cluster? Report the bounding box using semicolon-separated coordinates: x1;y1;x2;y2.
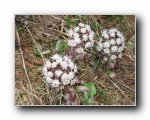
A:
42;54;78;88
67;23;95;55
97;28;125;62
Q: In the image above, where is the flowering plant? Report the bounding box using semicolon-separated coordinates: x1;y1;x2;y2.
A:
66;23;95;60
42;54;79;88
97;28;126;64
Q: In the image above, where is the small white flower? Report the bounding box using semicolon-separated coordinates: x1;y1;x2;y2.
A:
116;38;122;45
61;73;69;81
74;27;79;32
68;29;74;37
47;71;53;77
85;25;91;31
73;33;79;39
110;55;117;60
89;31;94;40
103;42;110;48
46;77;53;84
85;42;93;48
43;67;48;73
51;62;58;68
68;72;75;80
45;60;51;69
111;46;118;52
97;42;103;51
80;28;86;34
68;61;75;70
110;39;116;45
121;37;125;43
70;79;76;85
104;49;110;54
79;23;85;27
109;29;116;37
103;57;108;62
90;40;94;46
75;47;84;54
51;80;60;87
74;38;81;44
118;53;122;58
117;46;123;52
102;30;109;39
62;79;70;85
73;64;78;73
117;31;123;38
55;58;62;64
51;54;61;61
63;56;70;62
68;40;77;47
55;70;63;77
83;34;88;41
60;61;68;70
110;32;115;37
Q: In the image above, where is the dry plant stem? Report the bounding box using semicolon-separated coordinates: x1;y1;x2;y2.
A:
46;26;68;36
26;26;45;63
45;83;51;104
21;82;43;104
52;93;65;104
106;75;133;104
94;57;101;72
59;90;63;105
16;29;34;104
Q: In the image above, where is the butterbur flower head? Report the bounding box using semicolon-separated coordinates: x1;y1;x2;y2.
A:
97;28;126;63
67;23;95;60
42;54;78;88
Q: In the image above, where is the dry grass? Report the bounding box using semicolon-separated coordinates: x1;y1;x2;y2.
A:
15;15;135;105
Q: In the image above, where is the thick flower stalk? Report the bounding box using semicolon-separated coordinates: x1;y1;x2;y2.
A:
97;28;126;63
42;54;78;88
67;23;95;59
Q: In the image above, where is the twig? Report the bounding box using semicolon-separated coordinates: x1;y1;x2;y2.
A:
21;82;43;105
59;90;63;105
25;26;45;63
60;21;64;35
15;28;34;105
106;76;133;104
